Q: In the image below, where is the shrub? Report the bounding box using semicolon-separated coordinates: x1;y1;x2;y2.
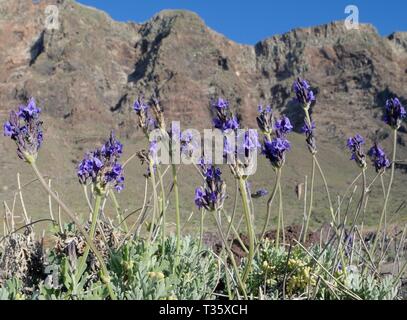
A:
241;239;400;300
109;236;220;300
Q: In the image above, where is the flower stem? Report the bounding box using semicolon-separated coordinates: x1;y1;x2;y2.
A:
304;108;312;128
110;191;128;233
213;210;247;299
172;164;181;263
157;167;166;255
149;161;159;243
256;169;280;251
29;162;116;300
199;208;205;251
348;167;367;233
76;194;101;280
238;177;255;283
226;180;239;240
277;178;285;246
371;128;398;258
303;156;316;243
314;156;336;225
303;107;336;231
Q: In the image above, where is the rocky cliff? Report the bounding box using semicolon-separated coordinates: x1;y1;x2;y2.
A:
0;0;406;222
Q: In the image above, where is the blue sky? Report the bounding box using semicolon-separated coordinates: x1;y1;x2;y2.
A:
77;0;407;44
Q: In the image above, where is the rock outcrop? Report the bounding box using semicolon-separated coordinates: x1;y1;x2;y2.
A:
0;0;406;218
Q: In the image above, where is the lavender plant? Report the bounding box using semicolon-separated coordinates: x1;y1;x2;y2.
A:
3;98;117;299
192;158;249;297
1;81;406;301
258;111;293;248
346;134;368;227
3;97;43;163
133;96;175;255
371;98;406;259
211;98;259;287
75;132;125;282
293;78;336;239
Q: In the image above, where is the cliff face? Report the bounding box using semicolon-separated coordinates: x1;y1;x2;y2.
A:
0;0;406;212
1;1;407;137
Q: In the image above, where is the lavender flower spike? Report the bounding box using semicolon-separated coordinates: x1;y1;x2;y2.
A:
212;97;240;132
213;98;229;110
194;160;226;211
347;134;367;168
77;131;125;194
133;96;160;135
274;116;293;137
256;104;273;135
180;130;198;158
236;129;261;157
251;188;268;199
133;96;149;113
293;78;316;107
3;97;43;163
262;137;291;169
368;143;390;172
384;97;406;129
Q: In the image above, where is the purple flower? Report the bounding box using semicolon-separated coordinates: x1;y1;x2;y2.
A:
256;105;273;134
237;129;261;157
368;144;390;172
133;97;149;113
384;97;406;129
212;97;240;132
195;161;226;211
180;130;199;157
77;153;103;184
205;167;222;182
224;129;260;165
347;134;365;150
223;136;235;156
17;98;41;121
3;98;43;162
212;98;229;110
77;132;125;193
293;78;316;106
149;139;159;158
3;121;17;137
194;187;206;209
347;134;366;168
213;116;240;131
262;137;291;169
198;156;209;167
106;163;125;191
134;96;161;134
101;131;123;158
251;188;268;199
194;185;224;211
258;105;272;114
274;116;293;137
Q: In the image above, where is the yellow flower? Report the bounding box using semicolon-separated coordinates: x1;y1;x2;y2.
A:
15;293;25;300
123;260;134;271
303;267;310;279
266;278;277;286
